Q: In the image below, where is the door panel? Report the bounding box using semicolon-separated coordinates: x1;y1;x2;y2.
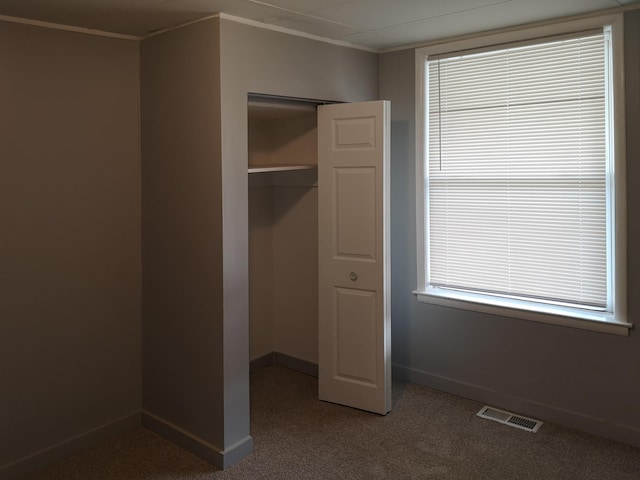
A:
318;100;391;415
334;287;378;385
333;116;376;149
334;167;376;260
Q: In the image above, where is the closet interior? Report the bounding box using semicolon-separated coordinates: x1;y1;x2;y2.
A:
248;95;321;371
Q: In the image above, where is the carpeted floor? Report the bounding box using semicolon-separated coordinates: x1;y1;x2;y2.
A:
30;365;640;479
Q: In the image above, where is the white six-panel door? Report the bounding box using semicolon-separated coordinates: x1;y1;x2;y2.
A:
318;100;391;415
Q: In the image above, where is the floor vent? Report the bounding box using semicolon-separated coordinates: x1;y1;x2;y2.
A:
477;406;543;433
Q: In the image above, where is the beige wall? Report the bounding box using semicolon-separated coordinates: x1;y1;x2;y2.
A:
220;20;378;454
219;18;379;457
0;13;378;474
248;180;276;360
248;175;319;364
140;18;226;459
0;21;141;477
272;185;319;363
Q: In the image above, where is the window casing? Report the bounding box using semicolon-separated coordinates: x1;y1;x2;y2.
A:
414;15;629;335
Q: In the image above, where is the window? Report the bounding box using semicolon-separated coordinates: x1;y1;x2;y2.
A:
415;15;629;335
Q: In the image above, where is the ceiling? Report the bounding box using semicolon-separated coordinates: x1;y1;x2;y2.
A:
0;0;637;50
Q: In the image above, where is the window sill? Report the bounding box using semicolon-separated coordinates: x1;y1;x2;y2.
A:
413;288;632;336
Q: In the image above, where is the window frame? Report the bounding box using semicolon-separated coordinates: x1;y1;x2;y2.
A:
414;13;630;336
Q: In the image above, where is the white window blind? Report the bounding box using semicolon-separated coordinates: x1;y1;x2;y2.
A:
427;31;610;310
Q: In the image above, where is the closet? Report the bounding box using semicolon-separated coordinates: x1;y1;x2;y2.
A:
248;95;392;414
248;95;321;371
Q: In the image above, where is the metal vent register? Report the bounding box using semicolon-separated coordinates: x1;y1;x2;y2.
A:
477;406;543;433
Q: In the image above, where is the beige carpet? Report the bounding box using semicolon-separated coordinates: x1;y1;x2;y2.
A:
30;365;640;479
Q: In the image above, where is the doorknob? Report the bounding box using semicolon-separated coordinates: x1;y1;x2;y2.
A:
349;272;358;281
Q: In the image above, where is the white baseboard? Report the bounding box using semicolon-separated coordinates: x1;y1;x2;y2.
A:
273;352;318;377
393;363;640;448
0;412;141;480
250;351;318;377
141;410;253;470
250;351;275;373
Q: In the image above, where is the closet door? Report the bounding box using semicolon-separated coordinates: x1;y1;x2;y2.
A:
318;100;391;415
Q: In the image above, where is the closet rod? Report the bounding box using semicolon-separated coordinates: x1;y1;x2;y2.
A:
247;92;340;107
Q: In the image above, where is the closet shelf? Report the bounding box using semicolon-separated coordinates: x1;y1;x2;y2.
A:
248;165;317;174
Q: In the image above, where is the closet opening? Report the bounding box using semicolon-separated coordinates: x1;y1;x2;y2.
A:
247;93;326;378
